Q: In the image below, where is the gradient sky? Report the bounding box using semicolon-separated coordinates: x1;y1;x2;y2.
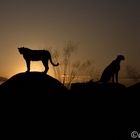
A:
0;0;140;83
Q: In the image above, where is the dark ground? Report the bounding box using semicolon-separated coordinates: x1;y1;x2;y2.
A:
0;72;139;139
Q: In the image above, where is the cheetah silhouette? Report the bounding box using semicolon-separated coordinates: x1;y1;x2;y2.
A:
99;55;125;83
18;47;59;73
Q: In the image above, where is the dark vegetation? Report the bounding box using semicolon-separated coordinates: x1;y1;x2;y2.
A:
50;41;94;88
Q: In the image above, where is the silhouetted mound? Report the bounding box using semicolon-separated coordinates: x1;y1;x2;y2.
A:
0;72;67;97
70;81;126;96
127;82;140;95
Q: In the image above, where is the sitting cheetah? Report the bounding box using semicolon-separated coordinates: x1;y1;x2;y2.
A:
99;55;125;83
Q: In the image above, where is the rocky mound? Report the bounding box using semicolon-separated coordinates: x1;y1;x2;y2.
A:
0;72;67;97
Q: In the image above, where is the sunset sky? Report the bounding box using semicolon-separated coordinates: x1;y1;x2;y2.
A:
0;0;140;84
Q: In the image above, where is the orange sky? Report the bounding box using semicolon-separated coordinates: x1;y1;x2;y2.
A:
0;0;140;85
